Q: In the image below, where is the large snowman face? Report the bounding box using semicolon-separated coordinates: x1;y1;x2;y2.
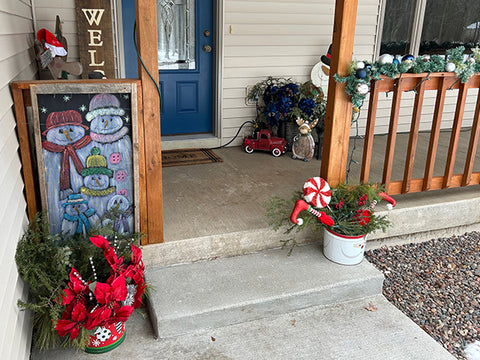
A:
46;125;86;145
64;202;89;216
107;194;130;212
84;174;110;190
90;115;124;135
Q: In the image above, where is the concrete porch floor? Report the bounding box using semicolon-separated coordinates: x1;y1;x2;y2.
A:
154;130;480;266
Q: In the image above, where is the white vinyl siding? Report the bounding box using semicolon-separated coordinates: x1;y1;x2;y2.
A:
34;0;476;143
0;1;36;359
221;0;381;145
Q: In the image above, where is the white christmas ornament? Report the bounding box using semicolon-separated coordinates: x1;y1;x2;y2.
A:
355;83;369;96
378;54;394;65
355;61;365;70
445;62;456;72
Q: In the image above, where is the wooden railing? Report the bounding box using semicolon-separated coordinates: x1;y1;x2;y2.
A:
360;72;480;195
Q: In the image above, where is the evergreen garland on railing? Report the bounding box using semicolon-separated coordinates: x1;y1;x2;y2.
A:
334;46;480;110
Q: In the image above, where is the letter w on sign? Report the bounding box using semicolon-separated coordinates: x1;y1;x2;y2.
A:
82;9;105;26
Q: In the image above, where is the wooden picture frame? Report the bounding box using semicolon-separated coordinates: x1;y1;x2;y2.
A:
30;82;140;237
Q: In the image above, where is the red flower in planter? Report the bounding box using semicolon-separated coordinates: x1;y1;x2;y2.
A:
87;275;133;328
90;235;110;251
54;235;146;341
59;268;90;306
55;302;89;340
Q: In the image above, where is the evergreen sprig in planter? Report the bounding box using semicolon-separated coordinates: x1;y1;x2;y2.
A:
266;178;396;264
15;213;147;352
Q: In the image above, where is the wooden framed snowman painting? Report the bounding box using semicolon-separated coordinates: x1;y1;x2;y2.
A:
30;82;140;237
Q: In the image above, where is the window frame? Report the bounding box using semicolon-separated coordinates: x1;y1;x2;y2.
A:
375;0;428;58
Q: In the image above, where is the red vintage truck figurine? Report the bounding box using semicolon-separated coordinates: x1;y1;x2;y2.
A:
242;129;288;157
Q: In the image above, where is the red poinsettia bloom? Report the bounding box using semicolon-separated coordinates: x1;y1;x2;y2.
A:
59;268;90;306
90;235;110;251
55;302;88;340
131;244;142;266
132;282;147;309
104;247;124;273
87;275;133;328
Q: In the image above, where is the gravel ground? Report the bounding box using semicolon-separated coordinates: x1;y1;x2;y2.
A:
365;232;480;360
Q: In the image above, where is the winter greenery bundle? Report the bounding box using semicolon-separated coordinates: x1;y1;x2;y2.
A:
334;46;480;109
247;76;326;133
15;213;146;350
266;183;393;238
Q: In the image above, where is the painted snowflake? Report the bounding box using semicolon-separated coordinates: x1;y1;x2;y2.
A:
91;339;101;347
63;95;71;102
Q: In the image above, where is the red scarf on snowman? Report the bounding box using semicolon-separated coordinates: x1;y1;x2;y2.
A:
42;136;92;191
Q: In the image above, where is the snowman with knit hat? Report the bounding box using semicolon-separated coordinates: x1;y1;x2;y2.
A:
87;93;134;205
41;110;92;234
61;193;99;237
81;147;116;219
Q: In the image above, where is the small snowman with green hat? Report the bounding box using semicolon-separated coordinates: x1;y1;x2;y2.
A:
81;147;116;218
61;193;99;237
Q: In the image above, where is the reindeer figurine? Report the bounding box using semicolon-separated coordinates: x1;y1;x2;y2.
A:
292;117;318;162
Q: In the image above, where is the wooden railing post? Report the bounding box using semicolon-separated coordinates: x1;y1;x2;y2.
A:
135;0;164;244
320;0;358;187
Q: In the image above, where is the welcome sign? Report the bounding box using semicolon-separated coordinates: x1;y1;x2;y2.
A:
75;0;115;78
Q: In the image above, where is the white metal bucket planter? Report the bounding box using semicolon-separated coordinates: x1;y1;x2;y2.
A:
323;228;367;265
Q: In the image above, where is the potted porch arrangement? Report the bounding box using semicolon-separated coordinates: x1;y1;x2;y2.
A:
15;213;146;353
247;77;326;152
266;177;396;264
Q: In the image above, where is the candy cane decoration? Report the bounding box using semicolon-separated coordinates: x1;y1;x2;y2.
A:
303;177;331;208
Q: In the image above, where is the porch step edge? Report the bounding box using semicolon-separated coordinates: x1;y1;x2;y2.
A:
142;226;318;267
145;244;384;338
145;186;480;267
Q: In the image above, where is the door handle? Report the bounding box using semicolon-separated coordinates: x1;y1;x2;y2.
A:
203;45;212;53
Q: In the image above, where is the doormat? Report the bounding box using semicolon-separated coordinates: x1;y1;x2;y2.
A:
161;148;223;167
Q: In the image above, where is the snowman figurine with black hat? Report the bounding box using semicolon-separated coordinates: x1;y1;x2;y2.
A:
311;44;332;89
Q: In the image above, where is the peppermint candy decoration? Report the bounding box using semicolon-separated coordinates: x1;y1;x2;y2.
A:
303;177;331;208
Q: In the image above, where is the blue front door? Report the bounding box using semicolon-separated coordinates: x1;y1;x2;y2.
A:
122;0;213;135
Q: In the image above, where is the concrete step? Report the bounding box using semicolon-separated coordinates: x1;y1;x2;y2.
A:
33;295;455;360
146;243;384;338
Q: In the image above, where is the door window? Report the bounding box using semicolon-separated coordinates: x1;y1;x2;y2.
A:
157;0;196;70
